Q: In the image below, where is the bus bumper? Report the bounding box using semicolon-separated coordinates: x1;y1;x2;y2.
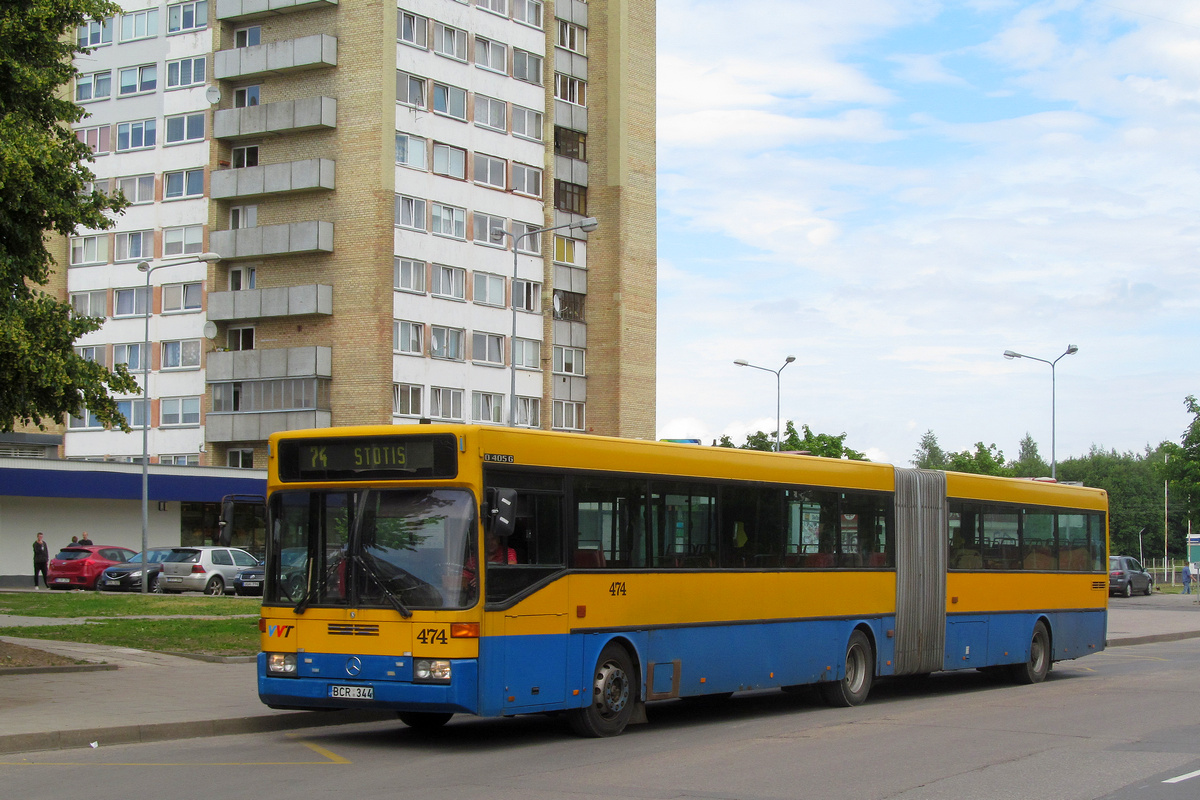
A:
258;652;479;715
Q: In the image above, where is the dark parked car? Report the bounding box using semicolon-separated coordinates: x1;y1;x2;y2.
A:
48;546;137;590
97;547;175;592
1110;555;1153;597
233;563;265;596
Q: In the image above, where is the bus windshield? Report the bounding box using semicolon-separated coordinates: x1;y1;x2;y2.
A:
266;488;478;610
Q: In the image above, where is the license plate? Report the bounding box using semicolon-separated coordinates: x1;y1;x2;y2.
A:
54;578;70;583
329;685;374;700
105;579;120;586
167;576;182;582
242;581;261;587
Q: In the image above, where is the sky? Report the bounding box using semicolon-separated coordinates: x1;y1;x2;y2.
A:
654;0;1200;466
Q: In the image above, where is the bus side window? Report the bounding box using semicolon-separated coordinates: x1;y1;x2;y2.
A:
573;477;646;568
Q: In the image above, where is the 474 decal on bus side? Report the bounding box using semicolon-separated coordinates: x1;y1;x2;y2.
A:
416;627;449;644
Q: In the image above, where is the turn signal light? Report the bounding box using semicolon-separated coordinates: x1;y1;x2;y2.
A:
451;623;479;638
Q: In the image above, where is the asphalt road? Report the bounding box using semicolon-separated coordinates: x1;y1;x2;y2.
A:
4;636;1200;800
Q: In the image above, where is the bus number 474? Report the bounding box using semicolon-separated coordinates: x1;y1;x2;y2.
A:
415;628;448;645
609;582;627;596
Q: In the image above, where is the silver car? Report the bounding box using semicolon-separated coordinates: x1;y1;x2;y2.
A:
159;546;260;595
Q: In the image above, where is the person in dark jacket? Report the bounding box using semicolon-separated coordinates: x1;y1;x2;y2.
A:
32;532;49;588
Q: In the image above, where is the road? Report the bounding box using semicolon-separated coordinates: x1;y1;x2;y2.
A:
4;638;1200;800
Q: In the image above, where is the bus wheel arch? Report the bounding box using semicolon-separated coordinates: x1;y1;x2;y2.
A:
567;638;641;737
820;626;875;708
1009;617;1052;685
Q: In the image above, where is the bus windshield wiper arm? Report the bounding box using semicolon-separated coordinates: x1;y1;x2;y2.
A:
353;553;412;618
292;584;312;614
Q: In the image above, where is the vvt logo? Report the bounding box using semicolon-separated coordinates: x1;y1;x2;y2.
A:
268;624;294;638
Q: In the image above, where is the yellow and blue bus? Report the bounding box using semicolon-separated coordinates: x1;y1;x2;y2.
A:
257;425;1108;736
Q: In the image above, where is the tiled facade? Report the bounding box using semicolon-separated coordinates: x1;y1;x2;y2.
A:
45;0;655;467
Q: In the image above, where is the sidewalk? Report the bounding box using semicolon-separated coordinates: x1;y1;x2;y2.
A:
1;596;1197;755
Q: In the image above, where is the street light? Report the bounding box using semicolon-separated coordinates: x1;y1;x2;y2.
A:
135;252;220;592
733;356;796;452
1002;344;1078;480
491;217;598;427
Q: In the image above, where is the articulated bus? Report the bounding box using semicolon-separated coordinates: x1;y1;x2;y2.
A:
257;425;1109;737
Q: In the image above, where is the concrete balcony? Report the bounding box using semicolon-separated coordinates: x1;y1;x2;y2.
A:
211;220;333;261
214;34;337;81
216;0;336;22
208;284;333;321
211;159;335;200
207;346;332;382
206;410;332;443
213;96;336;140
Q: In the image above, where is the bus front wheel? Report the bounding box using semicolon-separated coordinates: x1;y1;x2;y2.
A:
568;642;636;737
1008;620;1050;685
397;711;453;730
820;629;874;708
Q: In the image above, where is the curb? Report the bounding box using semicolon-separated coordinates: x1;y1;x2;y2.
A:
1106;629;1200;647
0;662;117;676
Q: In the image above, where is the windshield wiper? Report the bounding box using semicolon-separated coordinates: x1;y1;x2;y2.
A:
353;553;412;618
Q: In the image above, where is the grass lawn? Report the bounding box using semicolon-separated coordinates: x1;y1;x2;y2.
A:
0;590;260;618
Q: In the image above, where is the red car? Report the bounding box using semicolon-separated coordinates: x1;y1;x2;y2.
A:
48;546;137;590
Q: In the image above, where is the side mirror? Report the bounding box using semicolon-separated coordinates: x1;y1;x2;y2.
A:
485;488;517;540
218;497;234;546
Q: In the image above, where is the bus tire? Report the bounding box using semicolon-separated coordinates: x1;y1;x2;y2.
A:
397;711;453;729
820;629;874;708
1009;620;1050;685
567;642;636;737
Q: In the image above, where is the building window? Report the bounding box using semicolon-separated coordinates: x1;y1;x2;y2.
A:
512;0;542;27
474;0;507;15
114;231;152;261
432;82;467;120
76;344;107;366
234;85;260;108
431;203;466;239
475;95;506;132
164;225;203;256
433;22;467;61
554;289;586;322
229;266;255;290
398;10;427;48
394;383;422;416
162;339;201;369
161;397;201;426
511;106;542;141
394;320;424;354
555;127;586;161
430;387;463;421
234;25;260;47
165;168;204;198
118;64;157;95
473;213;505;246
557;21;586;55
228;449;254;469
230;205;257;229
555;180;587;215
116;119;156;151
120;8;158;40
472;333;504;366
228;326;254;350
165;112;205;144
167;56;205;88
472;391;504;424
69;409;103;429
512;163;541;197
115;399;149;428
554;73;586;106
77;125;111;154
167;0;207;33
553;400;584;431
513;221;541;254
395;132;427;169
554;235;585;266
163;282;202;312
70;235;108;265
77;17;114;48
553;345;585;375
114;342;144;370
162;454;200;466
76;71;112;102
232;145;258;169
475;37;506;73
513;279;540;312
513;50;542;85
394;258;425;294
397;71;426;109
117;174;154;204
431;264;466;300
473;273;505;307
213;378;330;413
515;396;539;427
71;290;107;318
513;337;540;369
474;153;506;189
431;326;465;360
394;194;427;231
432;143;466;179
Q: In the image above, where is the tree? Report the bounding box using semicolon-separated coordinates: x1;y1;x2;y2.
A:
1009;433;1050;478
911;429;948;469
946;442;1012;477
1059;445;1170;559
725;421;868;460
0;0;138;432
1163;395;1200;532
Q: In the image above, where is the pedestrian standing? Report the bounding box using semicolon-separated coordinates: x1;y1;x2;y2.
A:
32;532;49;589
77;532;93;546
1184;562;1192;595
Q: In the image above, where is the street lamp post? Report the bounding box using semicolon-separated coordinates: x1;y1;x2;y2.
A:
135;253;220;592
491;217;598;427
733;356;796;452
1002;344;1078;480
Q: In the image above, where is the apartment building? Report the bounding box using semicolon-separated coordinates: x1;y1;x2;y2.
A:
51;0;656;467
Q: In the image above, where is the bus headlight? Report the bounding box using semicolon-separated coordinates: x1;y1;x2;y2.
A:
414;659;451;683
267;653;297;675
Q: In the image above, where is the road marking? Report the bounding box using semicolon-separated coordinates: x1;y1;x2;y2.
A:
297;739;351;764
0;738;350;767
1164;768;1200;784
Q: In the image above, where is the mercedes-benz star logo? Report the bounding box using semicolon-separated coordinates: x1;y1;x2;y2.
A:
345;656;362;677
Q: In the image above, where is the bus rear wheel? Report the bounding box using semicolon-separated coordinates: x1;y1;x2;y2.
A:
1008;620;1050;685
567;642;636;737
397;711;453;730
820;629;874;708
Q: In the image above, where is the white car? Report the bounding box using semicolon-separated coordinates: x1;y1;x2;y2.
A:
159;546;260;595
